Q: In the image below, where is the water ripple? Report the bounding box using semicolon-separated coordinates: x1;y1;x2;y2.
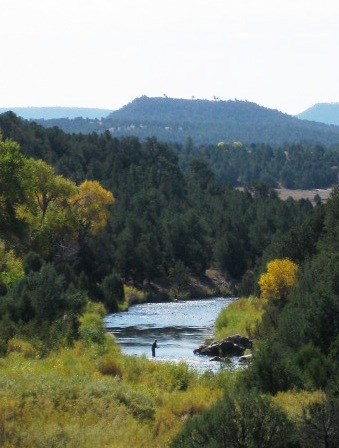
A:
105;297;236;372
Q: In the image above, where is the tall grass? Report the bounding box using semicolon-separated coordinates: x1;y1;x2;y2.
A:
0;337;228;448
214;296;264;340
273;390;325;419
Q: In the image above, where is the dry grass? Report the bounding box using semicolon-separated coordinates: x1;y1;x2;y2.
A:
0;338;227;448
273;390;325;419
275;188;332;204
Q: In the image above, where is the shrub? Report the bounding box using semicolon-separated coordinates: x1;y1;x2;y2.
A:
0;240;24;294
79;312;106;345
85;301;106;317
273;390;325;419
299;395;339;448
7;338;38;359
123;285;147;307
100;271;124;312
98;354;123;378
170;389;297;448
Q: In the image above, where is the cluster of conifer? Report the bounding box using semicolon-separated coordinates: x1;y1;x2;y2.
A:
0;112;315;286
176;139;339;189
0;112;319;352
172;189;339;447
0;112;338;446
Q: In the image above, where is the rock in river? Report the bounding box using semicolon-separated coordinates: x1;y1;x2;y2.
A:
194;334;252;358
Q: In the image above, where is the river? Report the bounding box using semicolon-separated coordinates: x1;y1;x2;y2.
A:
105;296;236;372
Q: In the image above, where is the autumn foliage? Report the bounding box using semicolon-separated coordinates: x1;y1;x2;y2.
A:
71;180;115;235
259;258;298;302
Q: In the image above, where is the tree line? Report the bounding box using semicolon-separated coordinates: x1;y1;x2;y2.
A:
176;138;338;189
33;96;339;146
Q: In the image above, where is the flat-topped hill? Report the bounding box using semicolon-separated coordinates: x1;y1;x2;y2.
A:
8;97;339;145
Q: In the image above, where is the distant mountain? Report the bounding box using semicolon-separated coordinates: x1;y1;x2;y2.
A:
297;103;339;126
28;97;339;145
107;96;286;123
0;107;112;120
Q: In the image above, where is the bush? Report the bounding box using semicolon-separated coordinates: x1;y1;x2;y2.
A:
79;312;106;345
100;271;124;312
299;395;339;448
171;389;297;448
98;354;123;378
7;338;38;358
85;301;106;317
123;285;147;307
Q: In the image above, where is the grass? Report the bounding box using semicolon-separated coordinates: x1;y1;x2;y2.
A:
122;285;148;310
214;295;264;340
0;337;228;448
0;299;325;448
273;390;325;419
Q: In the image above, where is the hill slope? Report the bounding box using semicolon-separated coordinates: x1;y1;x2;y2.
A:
297;102;339;126
0;107;112;120
34;96;339;145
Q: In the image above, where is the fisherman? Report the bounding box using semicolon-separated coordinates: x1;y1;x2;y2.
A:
151;339;158;357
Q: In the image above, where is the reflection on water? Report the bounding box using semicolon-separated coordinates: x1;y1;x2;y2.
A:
105;297;236;372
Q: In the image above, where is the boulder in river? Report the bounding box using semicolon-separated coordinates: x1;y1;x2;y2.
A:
194;334;252;357
238;354;253;363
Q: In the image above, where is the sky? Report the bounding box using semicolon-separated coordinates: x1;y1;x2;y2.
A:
1;0;339;115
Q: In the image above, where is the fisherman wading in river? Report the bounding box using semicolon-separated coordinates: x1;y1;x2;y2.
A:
152;339;158;357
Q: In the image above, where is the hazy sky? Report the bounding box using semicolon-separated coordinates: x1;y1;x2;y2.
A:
1;0;339;114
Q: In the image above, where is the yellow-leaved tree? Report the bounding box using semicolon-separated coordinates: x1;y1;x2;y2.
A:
71;180;115;236
259;258;298;303
15;158;78;257
15;157;114;258
16;158;77;228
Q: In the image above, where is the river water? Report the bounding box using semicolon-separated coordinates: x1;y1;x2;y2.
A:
105;297;236;372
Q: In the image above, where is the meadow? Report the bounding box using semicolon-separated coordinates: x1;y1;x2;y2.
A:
0;336;233;448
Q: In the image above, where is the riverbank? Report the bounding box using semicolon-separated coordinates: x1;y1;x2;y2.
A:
0;337;230;448
124;268;236;307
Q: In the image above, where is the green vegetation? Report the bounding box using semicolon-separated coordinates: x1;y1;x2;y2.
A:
176;141;339;189
0;111;338;447
34;96;339;145
174;189;339;447
214;296;264;340
0;339;228;448
0;113;317;294
171;389;297;448
0;301;231;447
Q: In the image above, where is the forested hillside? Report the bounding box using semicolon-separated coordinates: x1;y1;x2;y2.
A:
34;96;339;145
176;140;339;189
0;111;338;447
172;187;339;448
2;112;338;191
0;112;315;320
